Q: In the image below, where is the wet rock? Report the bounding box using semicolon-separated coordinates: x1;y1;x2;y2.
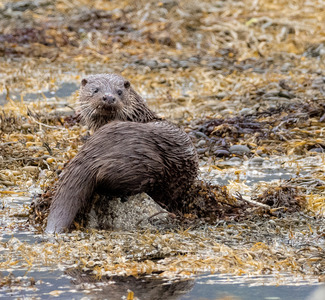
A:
252;67;265;74
208;61;224;70
309;147;324;153
196;140;206;147
197;147;208;154
229;145;251;155
281;62;292;72
261;90;295;100
159;0;178;9
88;193;169;230
278;79;292;90
145;60;158;69
278;90;295;99
158;62;169;68
189;56;199;63
4;0;51;12
214;149;230;157
311;77;325;89
215;92;227;99
194;131;209;139
22;166;39;173
179;60;190;68
239;108;254;116
21;123;32;129
51;107;75;117
249;157;264;165
304;43;325;57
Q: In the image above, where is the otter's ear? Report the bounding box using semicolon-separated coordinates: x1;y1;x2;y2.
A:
124;80;130;89
81;79;88;87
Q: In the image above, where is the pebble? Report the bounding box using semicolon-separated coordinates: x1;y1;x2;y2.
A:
146;60;158;69
194;131;209;139
229;145;251;155
196;140;206;147
179;61;189;68
208;61;224;70
281;62;292;72
215;92;227;99
197;147;209;155
239;108;254;116
21;123;31;129
23;166;39;173
249;157;264;165
51;107;74;117
309;147;324;153
25;134;34;141
189;57;199;63
214;149;230;157
46;157;55;164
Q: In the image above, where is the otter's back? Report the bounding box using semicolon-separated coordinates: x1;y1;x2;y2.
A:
80;120;198;205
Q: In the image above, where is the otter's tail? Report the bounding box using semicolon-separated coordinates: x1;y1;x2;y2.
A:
45;161;95;234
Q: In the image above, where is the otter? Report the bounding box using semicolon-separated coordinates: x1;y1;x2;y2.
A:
45;74;198;233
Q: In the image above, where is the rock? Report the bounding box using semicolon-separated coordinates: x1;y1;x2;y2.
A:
215;92;227;99
194;131;209;139
196;140;206;147
51;107;74;117
4;0;50;12
229;145;251;155
145;60;158;69
309;147;324;153
179;61;189;68
88;193;170;230
249;157;264;165
214;149;230;157
281;62;292;72
189;57;199;63
23;166;39;173
239;108;254;116
197;147;208;155
21;123;32;129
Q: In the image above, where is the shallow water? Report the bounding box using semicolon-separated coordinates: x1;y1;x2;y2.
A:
182;274;320;300
0;270;320;300
0;82;78;105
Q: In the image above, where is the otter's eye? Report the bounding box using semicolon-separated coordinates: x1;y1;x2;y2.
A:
93;88;99;94
117;89;123;96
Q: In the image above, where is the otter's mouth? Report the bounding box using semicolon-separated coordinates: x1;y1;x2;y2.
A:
95;102;118;115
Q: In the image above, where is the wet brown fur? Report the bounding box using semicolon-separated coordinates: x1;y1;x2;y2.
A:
46;74;198;233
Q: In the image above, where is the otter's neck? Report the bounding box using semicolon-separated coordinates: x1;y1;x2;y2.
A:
125;89;161;123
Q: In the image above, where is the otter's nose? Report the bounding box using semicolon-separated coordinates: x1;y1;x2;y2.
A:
102;95;116;104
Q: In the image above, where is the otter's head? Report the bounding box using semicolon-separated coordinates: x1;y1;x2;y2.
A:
78;73;159;131
78;74;134;130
